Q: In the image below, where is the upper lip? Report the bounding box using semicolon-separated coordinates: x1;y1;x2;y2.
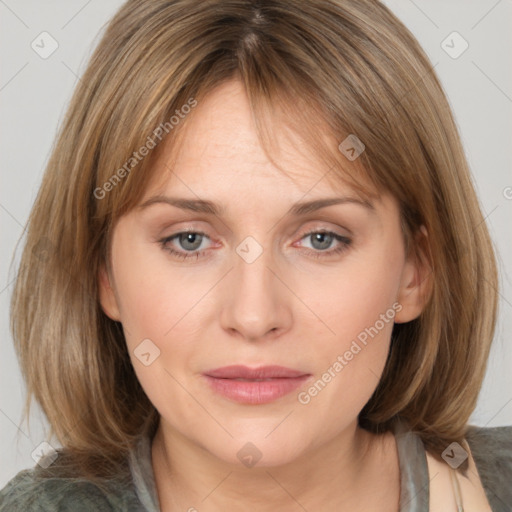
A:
204;365;309;379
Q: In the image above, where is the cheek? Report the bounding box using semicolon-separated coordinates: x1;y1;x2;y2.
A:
296;292;398;433
109;241;205;415
305;247;404;346
295;242;403;406
111;236;200;344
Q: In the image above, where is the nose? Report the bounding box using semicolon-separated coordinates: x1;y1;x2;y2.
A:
219;239;293;342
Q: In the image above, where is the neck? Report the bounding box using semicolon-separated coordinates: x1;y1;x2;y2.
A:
151;419;400;511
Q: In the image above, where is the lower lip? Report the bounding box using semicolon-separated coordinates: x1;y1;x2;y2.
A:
203;375;311;404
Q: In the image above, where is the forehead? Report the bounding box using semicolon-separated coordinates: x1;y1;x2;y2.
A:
142;80;376;205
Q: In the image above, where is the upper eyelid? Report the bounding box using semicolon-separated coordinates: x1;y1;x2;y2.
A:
160;218;352;237
162;227;351;248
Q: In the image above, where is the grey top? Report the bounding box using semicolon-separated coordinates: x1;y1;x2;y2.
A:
1;418;511;511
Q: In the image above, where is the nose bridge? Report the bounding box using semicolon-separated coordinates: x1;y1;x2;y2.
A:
220;234;291;340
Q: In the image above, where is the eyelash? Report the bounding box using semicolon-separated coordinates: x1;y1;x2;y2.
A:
158;229;352;261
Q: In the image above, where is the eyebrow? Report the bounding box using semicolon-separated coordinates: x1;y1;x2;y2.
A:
137;195;374;216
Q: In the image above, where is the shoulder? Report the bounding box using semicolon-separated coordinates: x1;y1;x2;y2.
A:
465;424;512;510
0;467;142;512
465;424;512;469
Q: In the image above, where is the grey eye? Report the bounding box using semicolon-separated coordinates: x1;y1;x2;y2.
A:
177;232;204;251
308;232;335;251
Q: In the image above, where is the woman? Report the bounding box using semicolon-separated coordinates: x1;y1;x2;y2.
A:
1;0;511;510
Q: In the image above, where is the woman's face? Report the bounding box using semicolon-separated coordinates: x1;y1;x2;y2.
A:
99;79;425;467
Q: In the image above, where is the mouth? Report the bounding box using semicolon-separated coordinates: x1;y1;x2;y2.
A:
202;365;312;404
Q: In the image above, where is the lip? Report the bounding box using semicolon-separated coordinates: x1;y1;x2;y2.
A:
202;365;311;404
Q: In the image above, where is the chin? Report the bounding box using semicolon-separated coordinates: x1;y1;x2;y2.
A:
200;428;312;470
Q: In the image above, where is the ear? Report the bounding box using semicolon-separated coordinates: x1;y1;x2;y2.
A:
98;263;121;321
394;225;433;324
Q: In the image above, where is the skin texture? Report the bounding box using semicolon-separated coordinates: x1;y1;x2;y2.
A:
426;449;492;511
99;79;432;511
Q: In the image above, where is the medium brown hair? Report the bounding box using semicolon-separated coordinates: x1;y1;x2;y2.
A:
11;0;498;479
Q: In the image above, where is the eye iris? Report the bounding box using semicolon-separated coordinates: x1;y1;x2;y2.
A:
179;233;203;251
310;232;332;250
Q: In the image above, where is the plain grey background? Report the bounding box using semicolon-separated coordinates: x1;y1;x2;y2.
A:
1;0;511;489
